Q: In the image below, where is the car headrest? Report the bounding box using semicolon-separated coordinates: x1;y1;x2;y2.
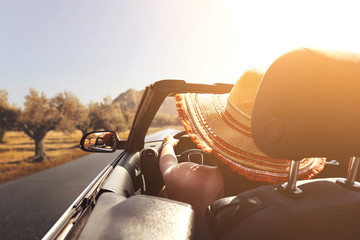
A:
252;48;360;160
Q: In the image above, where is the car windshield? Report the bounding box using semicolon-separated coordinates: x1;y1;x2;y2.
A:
145;96;183;141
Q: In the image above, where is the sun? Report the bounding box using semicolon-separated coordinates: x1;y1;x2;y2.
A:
221;0;360;69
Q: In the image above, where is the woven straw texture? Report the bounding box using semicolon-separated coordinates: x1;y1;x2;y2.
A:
175;69;326;183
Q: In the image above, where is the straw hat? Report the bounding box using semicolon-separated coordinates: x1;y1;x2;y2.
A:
175;69;326;183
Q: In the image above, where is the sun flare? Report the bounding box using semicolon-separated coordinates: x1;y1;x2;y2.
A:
222;0;360;69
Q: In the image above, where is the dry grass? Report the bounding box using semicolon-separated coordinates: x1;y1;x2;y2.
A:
0;130;90;184
0;126;182;185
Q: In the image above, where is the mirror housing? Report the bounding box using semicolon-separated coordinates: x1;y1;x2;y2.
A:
80;131;126;153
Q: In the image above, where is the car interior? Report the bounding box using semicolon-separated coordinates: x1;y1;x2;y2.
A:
51;48;360;240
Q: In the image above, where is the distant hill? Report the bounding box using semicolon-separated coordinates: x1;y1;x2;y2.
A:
113;88;144;111
112;88;178;115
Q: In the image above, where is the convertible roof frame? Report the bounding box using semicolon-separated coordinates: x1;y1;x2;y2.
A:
125;80;233;152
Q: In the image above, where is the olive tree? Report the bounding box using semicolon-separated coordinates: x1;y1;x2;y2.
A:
51;92;96;136
72;103;93;135
89;97;128;132
54;91;86;134
18;89;76;162
66;96;130;136
0;89;18;143
69;99;125;136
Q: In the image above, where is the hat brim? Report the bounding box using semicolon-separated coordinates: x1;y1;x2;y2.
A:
175;93;326;184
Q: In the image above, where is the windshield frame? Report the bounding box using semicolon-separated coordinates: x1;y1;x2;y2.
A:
125;79;233;152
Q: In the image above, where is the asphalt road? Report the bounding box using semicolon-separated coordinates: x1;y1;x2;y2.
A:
0;129;181;240
0;152;119;240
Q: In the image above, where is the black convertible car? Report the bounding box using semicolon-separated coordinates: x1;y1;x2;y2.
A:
44;48;360;240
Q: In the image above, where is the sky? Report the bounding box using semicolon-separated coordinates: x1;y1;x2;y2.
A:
1;0;360;107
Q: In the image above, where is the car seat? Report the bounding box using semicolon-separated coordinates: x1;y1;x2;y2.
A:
206;48;360;239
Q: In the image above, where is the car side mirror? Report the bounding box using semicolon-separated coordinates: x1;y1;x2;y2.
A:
80;131;126;153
